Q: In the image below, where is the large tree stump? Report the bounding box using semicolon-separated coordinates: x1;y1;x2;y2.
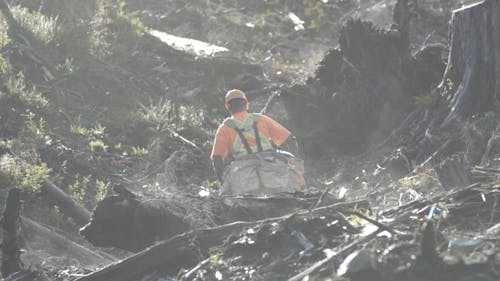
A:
440;0;500;125
280;0;446;157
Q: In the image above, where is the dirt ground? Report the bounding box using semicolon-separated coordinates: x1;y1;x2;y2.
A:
0;0;499;280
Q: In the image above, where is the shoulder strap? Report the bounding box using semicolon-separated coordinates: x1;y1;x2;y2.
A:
224;118;253;155
250;114;263;153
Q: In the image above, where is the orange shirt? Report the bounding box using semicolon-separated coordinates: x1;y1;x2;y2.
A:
211;112;291;161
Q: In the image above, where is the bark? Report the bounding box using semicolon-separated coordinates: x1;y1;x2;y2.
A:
1;189;22;277
440;0;500;125
75;235;198;281
41;179;91;225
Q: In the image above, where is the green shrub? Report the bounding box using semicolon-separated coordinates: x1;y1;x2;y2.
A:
11;5;62;44
0;153;51;192
303;0;325;29
6;72;49;109
137;98;204;132
131;146;149;157
95;179;110;201
68;174;92;204
89;139;108;152
441;78;455;102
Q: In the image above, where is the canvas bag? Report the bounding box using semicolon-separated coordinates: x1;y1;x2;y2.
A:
221;151;304;195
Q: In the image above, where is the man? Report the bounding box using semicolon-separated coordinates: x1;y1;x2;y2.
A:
211;89;304;195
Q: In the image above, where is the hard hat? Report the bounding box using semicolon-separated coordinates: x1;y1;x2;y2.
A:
225;89;248;103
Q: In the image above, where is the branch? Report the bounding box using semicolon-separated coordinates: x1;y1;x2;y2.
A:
287;210;413;281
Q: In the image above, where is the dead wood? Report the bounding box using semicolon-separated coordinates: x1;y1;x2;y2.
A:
435;153;471;189
81;186;358;252
20;217;116;264
194;199;369;251
480;124;500;165
259;88;280;115
280;12;443;156
165;128;203;153
380;183;483;217
440;0;500;125
41;179;91;226
74;235;198;281
287;210;413;281
2;270;37;281
472;166;500;182
412;138;455;173
78;199;367;280
1;189;22;277
380;182;500;224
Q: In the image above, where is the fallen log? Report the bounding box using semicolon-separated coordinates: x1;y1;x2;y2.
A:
2;270;37;281
194;199;369;251
1;189;22;277
41;179;91;225
75;235;198;281
77;199;368;281
20;217;116;265
79;184;500;281
80;189;350;252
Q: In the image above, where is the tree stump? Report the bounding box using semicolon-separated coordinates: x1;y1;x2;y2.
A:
440;0;500;125
1;189;22;277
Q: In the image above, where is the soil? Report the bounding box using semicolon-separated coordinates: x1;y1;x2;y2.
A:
0;0;499;280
